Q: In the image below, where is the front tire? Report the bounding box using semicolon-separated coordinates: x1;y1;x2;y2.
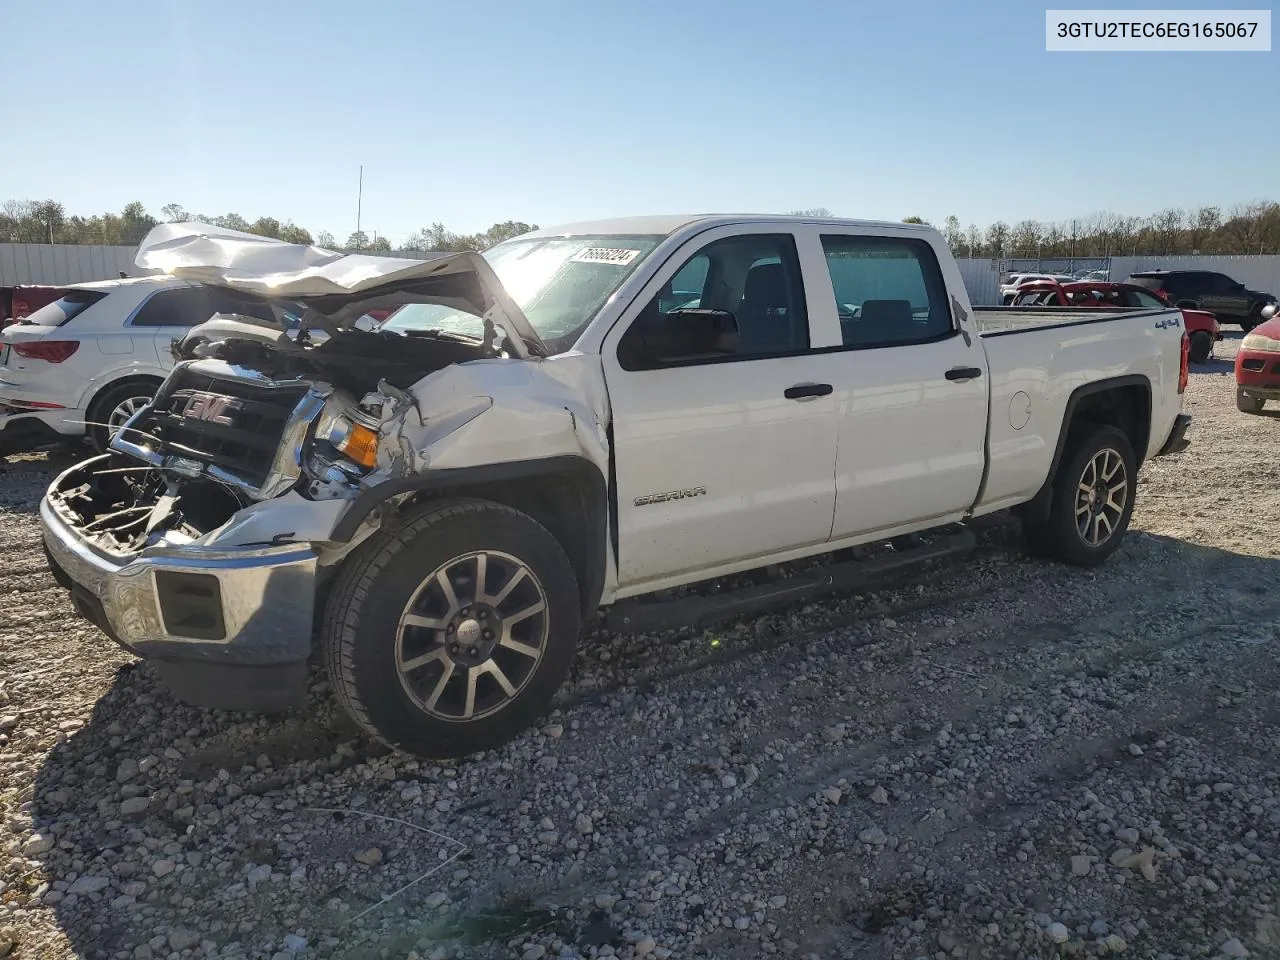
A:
1237;389;1266;414
1188;330;1213;363
1024;425;1136;567
322;499;581;759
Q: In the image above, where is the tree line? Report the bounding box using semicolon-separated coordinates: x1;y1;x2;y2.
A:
0;199;536;255
5;197;1279;259
902;201;1280;259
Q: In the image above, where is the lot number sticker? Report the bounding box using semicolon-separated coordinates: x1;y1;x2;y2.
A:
570;247;641;266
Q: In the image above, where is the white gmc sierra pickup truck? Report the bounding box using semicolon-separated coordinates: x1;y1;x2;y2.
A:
40;217;1192;758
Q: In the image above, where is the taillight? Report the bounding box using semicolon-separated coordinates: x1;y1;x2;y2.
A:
1178;333;1189;394
11;340;80;363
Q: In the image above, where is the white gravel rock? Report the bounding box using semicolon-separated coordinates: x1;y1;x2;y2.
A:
19;835;52;857
0;359;1277;959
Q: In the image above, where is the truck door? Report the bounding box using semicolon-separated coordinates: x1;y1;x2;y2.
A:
601;226;840;589
806;229;990;540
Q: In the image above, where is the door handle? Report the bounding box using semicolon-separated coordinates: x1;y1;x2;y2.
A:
944;366;983;381
784;382;833;401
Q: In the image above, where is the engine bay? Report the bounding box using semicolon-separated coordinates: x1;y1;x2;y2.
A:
178;324;492;395
46;455;248;555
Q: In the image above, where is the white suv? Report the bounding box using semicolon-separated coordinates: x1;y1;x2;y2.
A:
998;272;1077;304
0;276;275;453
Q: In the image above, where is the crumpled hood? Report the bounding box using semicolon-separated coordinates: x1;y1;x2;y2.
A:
134;221;545;358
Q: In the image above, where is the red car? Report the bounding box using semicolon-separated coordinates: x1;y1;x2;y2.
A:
2;285;67;329
1012;280;1221;362
1235;304;1280;413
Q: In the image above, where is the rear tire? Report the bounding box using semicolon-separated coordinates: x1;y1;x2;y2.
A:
1188;331;1213;363
86;380;160;453
1023;425;1136;567
322;498;581;759
1237;390;1266;414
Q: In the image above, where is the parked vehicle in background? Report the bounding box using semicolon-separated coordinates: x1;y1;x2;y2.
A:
1234;304;1280;413
41;217;1192;759
1;285;66;329
1011;280;1221;362
1126;269;1277;331
0;276;278;454
999;272;1076;304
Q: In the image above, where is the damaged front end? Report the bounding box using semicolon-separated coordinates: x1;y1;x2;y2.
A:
39;222;558;711
48;222;546;552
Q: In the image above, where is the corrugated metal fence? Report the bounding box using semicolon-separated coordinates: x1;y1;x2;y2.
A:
957;259;1001;306
0;244;155;286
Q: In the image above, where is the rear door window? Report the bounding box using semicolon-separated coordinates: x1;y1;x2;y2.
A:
18;290;107;327
820;235;953;348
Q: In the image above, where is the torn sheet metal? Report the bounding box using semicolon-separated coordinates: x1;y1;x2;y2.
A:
134;222;545;358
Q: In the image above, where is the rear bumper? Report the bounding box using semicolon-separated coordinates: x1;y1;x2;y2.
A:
41;476;319;711
0;406;85;452
1154;413;1191;457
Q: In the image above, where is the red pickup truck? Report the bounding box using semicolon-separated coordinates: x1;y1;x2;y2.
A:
1011;280;1221;362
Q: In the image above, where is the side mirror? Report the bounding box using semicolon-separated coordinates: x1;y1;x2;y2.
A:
1175;299;1199;310
1262;303;1278;321
621;308;740;368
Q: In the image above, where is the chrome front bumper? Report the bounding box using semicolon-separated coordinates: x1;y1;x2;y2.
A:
41;491;320;670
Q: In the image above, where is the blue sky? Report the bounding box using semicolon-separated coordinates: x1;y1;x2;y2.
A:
6;0;1276;242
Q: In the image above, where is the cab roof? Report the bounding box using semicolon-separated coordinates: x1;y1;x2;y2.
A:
519;214;939;240
65;274;188;293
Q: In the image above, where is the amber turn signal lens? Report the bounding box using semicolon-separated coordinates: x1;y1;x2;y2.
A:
338;422;379;468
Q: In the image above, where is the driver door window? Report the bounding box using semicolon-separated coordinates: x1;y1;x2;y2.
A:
618;234;809;369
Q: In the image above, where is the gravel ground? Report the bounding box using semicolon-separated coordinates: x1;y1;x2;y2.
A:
2;334;1278;960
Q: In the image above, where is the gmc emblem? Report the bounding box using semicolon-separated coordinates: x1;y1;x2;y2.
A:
181;393;240;426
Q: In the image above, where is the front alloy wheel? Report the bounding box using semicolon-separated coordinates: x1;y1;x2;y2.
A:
323;498;582;759
396;550;549;722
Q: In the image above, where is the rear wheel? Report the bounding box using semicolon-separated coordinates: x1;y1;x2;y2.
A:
86;380;160;453
1187;331;1213;363
322;498;581;759
1024;425;1136;567
1237;390;1266;414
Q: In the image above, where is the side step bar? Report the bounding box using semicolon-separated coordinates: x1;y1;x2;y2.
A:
605;527;976;634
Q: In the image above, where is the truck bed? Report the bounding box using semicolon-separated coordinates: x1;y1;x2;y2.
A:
973;305;1172;336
